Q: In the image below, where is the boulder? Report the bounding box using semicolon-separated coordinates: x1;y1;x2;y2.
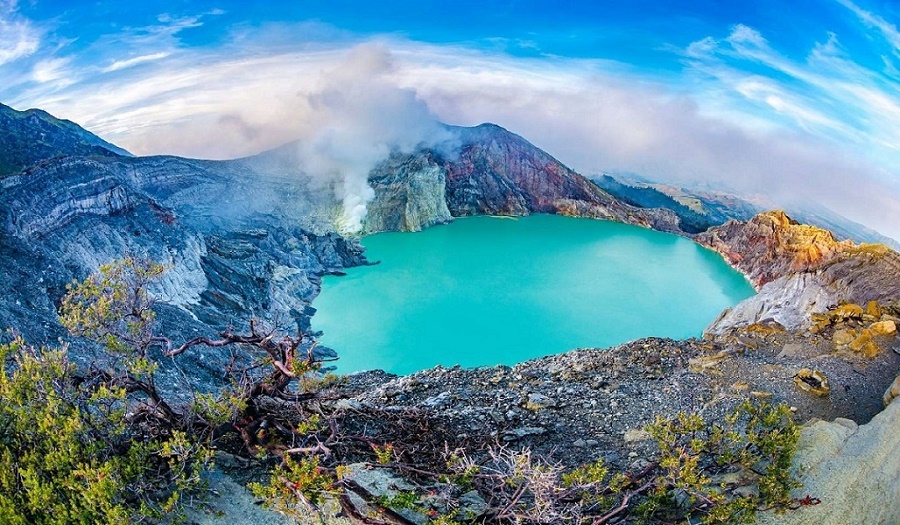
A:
884;376;900;407
869;320;897;336
524;393;556;411
848;329;879;358
341;463;429;525
866;300;883;318
756;399;900;525
793;369;830;397
832;303;864;320
502;426;546;441
624;429;651;443
777;343;806;359
831;329;856;346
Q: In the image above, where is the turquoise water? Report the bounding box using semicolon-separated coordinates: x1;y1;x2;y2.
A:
312;215;754;375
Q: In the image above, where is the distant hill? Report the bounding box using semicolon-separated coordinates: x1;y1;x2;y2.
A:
0;102;130;177
595;173;900;249
785;202;900;251
592;175;711;233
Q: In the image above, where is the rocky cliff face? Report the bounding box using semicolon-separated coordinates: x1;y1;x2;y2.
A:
364;151;453;232
697;211;900;332
365;124;683;234
694;211;851;288
0;153;364;360
757;397;900;525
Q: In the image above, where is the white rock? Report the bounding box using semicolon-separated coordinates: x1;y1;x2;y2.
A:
756;398;900;525
706;273;839;333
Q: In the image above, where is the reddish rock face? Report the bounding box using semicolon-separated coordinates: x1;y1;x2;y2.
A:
442;124;632;220
695;211;900;313
366;123;684;234
694;211;852;288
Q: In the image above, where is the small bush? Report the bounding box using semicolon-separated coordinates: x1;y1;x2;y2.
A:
0;339;210;524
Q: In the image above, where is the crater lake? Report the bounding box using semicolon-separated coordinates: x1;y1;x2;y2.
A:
312;215;755;375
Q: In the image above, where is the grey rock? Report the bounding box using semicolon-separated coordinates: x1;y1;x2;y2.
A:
185;468;297;525
623;429;651;443
420;391;453;410
707;273;838;333
502;426;546;441
457;490;488;521
756;399;900;525
343;463;429;525
366;152;452;233
777;343;807;360
524;392;556;411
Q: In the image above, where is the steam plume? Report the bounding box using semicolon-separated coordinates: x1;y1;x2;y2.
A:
296;44;447;232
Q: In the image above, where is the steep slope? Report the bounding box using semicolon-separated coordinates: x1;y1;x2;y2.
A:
0;153;363;362
591;174;722;233
787;202;900;251
364;124;681;233
0;102;130;177
697;211;900;332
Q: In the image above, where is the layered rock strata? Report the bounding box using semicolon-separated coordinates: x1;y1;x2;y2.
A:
698;211;900;332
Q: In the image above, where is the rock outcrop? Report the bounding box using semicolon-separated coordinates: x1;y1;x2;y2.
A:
756;397;900;525
700;211;900;332
365;151;453;232
0;153;362;354
694;211;850;288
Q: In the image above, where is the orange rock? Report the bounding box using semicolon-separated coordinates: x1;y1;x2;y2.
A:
793;368;830;396
866;300;883;318
832;303;864;320
832;329;857;346
849;329;879;357
869;320;897;336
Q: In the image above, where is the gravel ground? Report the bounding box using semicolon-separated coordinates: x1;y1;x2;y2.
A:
334;325;899;472
191;323;899;522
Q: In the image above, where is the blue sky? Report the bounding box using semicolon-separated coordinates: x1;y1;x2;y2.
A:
1;0;899;238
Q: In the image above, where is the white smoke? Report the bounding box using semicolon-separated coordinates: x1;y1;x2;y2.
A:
296;44;448;232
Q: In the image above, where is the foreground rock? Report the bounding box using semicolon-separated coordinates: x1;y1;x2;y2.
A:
756;396;900;525
190;328;898;524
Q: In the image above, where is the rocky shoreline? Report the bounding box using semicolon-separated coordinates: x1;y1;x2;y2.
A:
237;211;900;524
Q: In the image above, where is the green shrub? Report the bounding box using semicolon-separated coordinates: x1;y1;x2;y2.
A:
644;400;801;524
0;338;210;524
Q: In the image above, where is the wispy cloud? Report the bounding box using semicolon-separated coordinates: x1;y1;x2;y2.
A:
102;52;171;73
1;6;898;239
0;3;39;66
682;19;900;164
836;0;900;53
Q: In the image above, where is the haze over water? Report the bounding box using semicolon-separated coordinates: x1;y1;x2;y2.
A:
313;215;755;375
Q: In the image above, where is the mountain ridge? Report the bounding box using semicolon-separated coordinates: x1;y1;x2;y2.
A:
0;102;131;177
